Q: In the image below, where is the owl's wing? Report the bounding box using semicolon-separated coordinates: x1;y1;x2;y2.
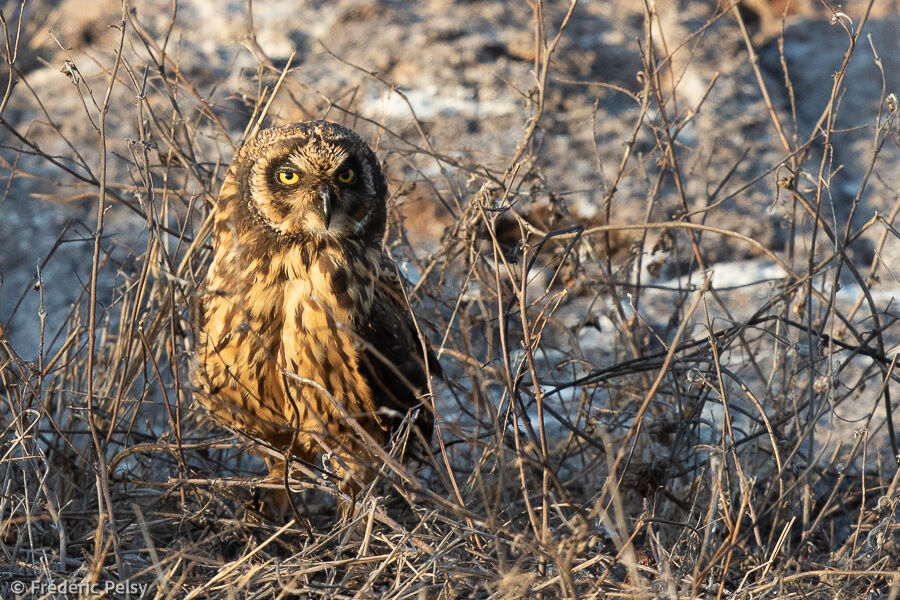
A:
357;257;442;453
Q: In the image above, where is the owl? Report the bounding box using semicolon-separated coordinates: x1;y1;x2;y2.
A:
192;121;440;500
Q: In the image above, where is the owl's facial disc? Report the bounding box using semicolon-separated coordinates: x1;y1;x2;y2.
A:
250;154;372;242
241;122;387;246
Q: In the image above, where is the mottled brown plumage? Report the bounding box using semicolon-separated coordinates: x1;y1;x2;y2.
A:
192;121;439;496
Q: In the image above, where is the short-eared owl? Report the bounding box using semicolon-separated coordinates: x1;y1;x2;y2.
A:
192;121;439;496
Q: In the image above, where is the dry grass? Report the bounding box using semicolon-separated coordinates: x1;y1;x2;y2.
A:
1;1;899;598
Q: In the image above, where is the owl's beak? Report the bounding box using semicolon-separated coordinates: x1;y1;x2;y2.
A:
318;184;333;229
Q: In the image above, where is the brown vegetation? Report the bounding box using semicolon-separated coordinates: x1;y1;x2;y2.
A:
1;1;898;598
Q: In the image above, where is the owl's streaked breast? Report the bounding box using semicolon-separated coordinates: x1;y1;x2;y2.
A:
195;235;385;457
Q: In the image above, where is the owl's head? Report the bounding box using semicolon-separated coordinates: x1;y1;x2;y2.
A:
226;121;388;246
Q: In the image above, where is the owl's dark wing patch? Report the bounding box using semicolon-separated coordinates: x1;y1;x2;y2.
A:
357;262;441;456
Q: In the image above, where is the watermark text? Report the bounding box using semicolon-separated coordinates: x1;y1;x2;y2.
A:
7;578;148;598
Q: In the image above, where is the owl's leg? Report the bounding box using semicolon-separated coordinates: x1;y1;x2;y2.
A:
248;453;290;520
329;445;378;519
252;449;314;526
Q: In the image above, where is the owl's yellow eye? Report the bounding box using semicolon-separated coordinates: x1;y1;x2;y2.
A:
277;170;299;185
336;168;356;185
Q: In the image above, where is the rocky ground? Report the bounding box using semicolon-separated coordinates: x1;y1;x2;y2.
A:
2;0;898;355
